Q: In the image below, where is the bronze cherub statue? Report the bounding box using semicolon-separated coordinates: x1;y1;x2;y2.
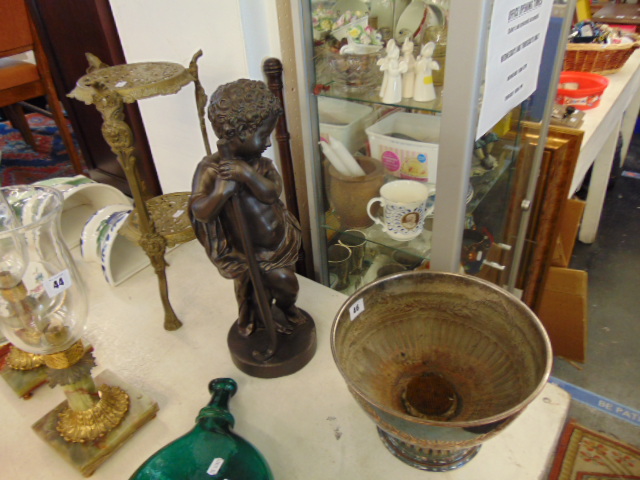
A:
189;79;316;378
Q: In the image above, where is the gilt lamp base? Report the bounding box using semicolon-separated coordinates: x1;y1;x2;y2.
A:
32;369;159;477
0;344;47;398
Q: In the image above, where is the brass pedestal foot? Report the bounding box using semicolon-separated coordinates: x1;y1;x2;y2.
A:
6;345;43;370
33;370;159;477
57;384;129;443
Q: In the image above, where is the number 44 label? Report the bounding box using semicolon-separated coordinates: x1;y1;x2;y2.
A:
44;270;72;298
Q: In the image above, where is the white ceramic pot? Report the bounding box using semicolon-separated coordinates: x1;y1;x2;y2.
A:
80;205;132;263
35;175;132;249
80;205;151;286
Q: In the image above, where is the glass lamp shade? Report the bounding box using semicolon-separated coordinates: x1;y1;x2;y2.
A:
0;190;28;287
0;185;88;355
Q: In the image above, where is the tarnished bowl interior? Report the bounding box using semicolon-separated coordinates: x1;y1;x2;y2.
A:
331;271;551;428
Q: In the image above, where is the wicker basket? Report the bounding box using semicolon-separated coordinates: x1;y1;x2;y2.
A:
564;39;640;75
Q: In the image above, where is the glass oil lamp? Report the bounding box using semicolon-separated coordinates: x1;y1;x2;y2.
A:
0;185;157;475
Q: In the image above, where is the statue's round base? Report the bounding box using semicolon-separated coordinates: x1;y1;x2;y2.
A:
227;308;316;378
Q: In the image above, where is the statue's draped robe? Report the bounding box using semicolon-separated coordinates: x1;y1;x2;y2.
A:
189;156;301;280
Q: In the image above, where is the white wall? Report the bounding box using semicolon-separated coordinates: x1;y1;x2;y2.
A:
109;0;281;193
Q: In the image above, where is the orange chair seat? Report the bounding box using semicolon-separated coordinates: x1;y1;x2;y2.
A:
0;0;84;174
0;58;39;90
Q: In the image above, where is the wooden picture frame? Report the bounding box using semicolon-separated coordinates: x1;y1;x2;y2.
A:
510;123;584;311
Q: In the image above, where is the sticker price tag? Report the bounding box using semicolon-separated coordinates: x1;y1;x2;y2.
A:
207;457;224;475
44;270;72;298
349;298;365;321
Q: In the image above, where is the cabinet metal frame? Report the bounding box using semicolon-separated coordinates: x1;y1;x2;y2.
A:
287;0;576;289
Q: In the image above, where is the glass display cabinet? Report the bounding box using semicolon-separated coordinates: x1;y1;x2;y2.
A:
288;0;575;295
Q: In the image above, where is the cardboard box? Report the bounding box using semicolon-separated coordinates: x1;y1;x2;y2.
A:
551;198;586;268
538;267;588;362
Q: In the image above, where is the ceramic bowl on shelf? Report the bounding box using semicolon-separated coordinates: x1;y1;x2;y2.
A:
80;205;151;286
35;175;132;249
325;45;383;93
394;0;446;44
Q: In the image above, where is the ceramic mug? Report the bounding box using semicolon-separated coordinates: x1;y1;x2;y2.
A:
366;180;433;241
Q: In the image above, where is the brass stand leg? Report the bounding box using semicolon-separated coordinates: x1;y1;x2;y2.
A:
139;232;182;331
90;85;182;330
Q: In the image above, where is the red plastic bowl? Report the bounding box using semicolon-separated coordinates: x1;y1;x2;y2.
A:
557;71;609;110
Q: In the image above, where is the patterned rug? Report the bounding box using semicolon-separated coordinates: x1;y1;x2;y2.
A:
0;113;80;185
549;419;640;480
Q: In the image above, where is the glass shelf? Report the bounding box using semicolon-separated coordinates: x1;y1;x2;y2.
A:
299;0;573;292
316;86;443;114
322;224;432;294
467;140;519;214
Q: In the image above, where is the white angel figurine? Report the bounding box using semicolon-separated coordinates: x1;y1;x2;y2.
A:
377;39;398;98
381;47;407;104
401;38;416;98
413;42;439;102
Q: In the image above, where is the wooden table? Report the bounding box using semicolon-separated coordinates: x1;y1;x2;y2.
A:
0;241;570;479
593;3;640;27
570;49;640;243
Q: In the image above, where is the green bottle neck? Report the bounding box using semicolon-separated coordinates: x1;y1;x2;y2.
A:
195;378;237;431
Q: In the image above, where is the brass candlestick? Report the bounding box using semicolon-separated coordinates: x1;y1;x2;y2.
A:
68;53;205;331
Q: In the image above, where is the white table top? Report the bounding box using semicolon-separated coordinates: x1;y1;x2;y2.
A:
570;49;640;195
0;241;570;479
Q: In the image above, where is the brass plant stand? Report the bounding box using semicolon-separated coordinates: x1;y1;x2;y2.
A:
69;53;206;330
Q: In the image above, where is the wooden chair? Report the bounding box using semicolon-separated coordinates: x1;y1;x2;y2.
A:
0;0;84;174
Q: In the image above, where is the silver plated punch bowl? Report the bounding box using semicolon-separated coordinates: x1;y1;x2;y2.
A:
331;271;552;472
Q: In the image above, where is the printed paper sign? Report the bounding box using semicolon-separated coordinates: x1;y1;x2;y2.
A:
476;0;554;139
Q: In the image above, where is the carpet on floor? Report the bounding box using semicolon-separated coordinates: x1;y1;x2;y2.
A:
549;419;640;480
0;113;80;185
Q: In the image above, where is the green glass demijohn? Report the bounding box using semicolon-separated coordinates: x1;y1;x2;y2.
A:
130;378;274;480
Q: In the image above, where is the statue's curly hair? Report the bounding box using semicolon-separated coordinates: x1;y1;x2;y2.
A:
208;79;283;143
